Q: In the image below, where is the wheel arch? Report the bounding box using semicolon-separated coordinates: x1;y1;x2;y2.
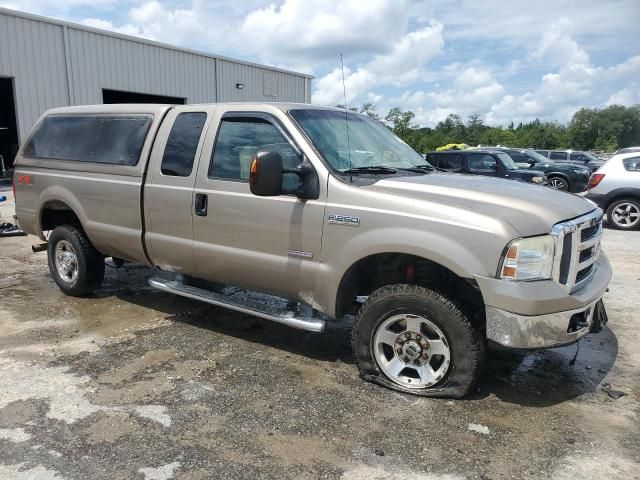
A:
546;171;571;186
37;186;90;240
333;251;485;324
604;188;640;208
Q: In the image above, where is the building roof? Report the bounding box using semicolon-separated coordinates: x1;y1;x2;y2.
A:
0;7;314;79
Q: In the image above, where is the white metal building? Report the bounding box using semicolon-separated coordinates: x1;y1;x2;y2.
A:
0;8;313;170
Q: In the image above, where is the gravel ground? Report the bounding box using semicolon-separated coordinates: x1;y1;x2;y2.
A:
0;187;638;480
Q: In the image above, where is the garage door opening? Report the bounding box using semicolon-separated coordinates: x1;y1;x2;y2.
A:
0;77;19;178
102;89;185;105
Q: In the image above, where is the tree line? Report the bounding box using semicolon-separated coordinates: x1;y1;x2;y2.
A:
337;103;640;154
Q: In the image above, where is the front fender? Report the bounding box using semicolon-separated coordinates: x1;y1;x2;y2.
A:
317;226;500;318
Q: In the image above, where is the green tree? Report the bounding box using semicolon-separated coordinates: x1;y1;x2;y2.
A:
359;102;382;121
385;107;416;140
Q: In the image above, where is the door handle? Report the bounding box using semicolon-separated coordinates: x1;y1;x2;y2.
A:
195;193;208;216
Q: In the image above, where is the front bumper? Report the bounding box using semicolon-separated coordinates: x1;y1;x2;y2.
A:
478;254;611;349
486;296;604;349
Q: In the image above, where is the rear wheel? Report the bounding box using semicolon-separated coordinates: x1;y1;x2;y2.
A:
607;199;640;230
352;284;484;398
548;176;569;191
47;225;105;296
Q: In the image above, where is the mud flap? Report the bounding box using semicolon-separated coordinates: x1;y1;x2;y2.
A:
590;299;608;333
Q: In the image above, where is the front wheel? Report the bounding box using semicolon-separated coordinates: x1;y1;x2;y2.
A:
607;199;640;230
352;284;484;398
548;176;569;191
47;225;105;296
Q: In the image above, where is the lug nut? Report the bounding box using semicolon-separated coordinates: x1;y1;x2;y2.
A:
397;349;402;355
405;333;411;339
416;334;421;340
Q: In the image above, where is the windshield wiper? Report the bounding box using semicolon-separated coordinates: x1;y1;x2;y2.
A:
400;164;444;173
341;166;397;174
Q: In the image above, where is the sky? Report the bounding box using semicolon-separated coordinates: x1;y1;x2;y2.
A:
2;0;639;127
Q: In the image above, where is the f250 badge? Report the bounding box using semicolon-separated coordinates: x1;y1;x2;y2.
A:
328;214;360;227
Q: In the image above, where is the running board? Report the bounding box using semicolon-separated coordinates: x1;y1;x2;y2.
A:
148;278;326;333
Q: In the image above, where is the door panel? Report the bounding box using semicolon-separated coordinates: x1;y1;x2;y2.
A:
192;111;326;301
144;106;214;273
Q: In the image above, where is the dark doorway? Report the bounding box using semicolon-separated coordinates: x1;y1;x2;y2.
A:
0;77;19;178
102;89;185;105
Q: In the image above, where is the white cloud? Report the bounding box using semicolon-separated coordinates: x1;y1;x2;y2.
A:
241;0;413;64
531;17;589;67
312;22;444;106
606;84;640;106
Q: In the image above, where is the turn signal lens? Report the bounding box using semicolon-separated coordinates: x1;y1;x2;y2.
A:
249;158;258;187
588;173;605;189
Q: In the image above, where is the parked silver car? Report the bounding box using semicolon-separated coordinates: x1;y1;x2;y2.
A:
586;153;640;230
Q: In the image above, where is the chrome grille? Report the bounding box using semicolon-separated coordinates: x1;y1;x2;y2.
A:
551;209;603;292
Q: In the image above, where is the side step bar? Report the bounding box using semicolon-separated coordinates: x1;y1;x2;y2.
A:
148;278;326;333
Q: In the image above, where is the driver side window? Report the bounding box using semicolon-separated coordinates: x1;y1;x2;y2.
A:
468;154;497;172
209;117;301;190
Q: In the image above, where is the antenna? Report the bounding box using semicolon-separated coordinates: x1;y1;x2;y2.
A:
340;54;352;177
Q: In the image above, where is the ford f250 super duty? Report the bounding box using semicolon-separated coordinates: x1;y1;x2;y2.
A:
13;103;611;398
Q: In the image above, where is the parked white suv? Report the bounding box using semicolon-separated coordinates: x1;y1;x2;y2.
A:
586;153;640;230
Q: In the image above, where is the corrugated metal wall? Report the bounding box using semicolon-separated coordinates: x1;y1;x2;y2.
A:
0;8;312;142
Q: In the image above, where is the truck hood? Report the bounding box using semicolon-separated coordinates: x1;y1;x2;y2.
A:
366;173;596;236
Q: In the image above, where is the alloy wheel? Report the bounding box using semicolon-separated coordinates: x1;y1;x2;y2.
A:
373;314;451;389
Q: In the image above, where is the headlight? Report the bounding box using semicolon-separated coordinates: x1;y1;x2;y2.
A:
531;176;545;184
500;235;555;281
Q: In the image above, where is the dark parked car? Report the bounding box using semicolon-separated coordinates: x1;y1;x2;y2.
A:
485;148;591;192
535;149;605;172
426;150;547;185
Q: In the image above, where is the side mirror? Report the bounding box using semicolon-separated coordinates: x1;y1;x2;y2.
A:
489;163;498;171
249;151;283;196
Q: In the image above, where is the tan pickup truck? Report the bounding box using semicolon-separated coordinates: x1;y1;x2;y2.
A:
13;103;611;398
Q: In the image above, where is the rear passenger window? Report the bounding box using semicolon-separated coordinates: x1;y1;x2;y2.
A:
209;117;300;190
438;153;462;171
550;151;567;160
623;156;640;171
161;112;206;177
23;115;151;165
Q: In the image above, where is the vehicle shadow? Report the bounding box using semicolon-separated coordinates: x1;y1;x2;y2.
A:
100;264;355;364
98;264;618;406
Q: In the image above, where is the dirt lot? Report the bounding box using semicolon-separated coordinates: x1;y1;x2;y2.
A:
1;186;639;480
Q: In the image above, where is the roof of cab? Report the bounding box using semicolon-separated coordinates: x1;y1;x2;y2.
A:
43;102;344;116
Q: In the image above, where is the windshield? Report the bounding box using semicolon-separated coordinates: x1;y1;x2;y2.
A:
581;151;600;161
497;152;519;170
525;149;551;163
289;109;426;171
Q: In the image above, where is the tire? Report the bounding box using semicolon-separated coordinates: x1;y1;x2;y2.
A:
606;198;640;230
352;284;484;398
548;176;569;191
47;225;105;296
